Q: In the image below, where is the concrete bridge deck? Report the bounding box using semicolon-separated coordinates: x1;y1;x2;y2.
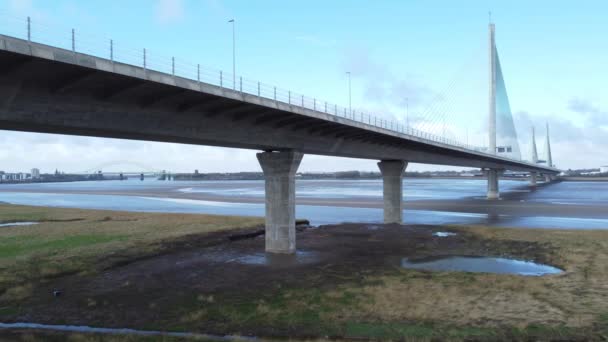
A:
0;34;559;253
0;34;557;173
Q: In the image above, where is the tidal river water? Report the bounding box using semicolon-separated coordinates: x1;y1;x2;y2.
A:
0;178;607;229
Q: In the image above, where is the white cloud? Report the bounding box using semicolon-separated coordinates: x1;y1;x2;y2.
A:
8;0;33;13
513;99;608;169
154;0;185;25
5;0;47;21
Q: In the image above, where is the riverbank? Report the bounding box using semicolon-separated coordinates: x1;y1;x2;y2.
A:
1;204;608;341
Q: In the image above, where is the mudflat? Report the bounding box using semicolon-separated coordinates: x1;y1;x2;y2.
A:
2;204;608;341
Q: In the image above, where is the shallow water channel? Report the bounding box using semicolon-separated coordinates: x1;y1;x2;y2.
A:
0;322;255;341
401;256;563;276
0;222;38;227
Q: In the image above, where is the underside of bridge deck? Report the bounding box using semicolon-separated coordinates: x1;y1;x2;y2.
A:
0;35;559;175
0;34;561;254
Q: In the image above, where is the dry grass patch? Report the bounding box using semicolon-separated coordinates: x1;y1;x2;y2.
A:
342;225;608;330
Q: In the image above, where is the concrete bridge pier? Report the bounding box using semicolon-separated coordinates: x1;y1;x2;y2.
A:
543;174;552;183
530;172;538;186
378;160;408;224
257;150;303;254
484;169;503;200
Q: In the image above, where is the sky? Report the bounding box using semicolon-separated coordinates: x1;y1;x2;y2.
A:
0;0;606;173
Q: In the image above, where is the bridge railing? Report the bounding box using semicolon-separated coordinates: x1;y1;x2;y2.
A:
0;13;493;155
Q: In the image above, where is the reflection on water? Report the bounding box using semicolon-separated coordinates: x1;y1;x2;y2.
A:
229;250;319;266
0;178;531;201
0;322;255;340
176;249;320;268
0;179;607;229
177;178;528;201
0;221;38;227
433;232;457;237
2;179;608;205
0;192;607;229
401;256;563;276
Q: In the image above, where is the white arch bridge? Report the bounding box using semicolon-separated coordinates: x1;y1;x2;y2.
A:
77;161;168;178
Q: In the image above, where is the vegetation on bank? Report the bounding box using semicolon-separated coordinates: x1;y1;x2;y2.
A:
1;204;608;341
0;204;263;303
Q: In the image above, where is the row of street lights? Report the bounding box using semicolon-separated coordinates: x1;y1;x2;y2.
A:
227;19;411;131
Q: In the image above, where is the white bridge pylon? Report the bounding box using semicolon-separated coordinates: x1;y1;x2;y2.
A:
486;21;554;197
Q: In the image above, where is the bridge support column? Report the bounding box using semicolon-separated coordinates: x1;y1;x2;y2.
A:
530;172;537;186
257;150;303;254
378;160;407;224
484;169;502;200
544;174;551;183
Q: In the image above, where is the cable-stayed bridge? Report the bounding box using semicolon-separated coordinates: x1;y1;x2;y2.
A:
0;15;558;253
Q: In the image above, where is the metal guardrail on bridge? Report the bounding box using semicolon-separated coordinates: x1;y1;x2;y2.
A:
0;13;500;157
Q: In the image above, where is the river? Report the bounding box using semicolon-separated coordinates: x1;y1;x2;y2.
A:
0;178;607;229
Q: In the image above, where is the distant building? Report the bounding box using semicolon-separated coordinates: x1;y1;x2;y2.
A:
601;166;608;174
31;168;40;179
581;171;601;176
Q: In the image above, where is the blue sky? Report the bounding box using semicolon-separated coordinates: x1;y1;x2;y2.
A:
0;0;606;173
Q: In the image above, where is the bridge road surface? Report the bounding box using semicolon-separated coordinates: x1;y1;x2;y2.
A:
0;34;559;253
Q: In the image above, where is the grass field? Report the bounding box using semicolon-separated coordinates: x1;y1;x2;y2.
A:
0;204;263;304
1;204;608;341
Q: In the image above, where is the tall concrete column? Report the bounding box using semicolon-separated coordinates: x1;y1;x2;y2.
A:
484;168;502;200
377;160;407;224
257;150;303;254
530;172;537;186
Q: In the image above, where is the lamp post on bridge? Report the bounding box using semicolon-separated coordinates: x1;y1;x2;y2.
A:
405;97;409;131
228;19;236;90
346;71;352;116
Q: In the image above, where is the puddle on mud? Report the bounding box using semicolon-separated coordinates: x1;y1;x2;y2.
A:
227;250;319;266
433;232;457;237
176;249;321;268
0;222;38;227
401;256;563;276
0;322;256;341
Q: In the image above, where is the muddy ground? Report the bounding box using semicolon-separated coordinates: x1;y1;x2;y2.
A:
2;222;558;339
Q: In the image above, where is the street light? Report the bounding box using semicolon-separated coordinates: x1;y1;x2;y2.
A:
346;71;352;116
405;97;409;130
228;19;235;90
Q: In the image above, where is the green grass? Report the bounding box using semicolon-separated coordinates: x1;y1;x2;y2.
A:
0;234;125;258
0;203;263;304
0;305;20;316
0;206;77;223
344;322;439;339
